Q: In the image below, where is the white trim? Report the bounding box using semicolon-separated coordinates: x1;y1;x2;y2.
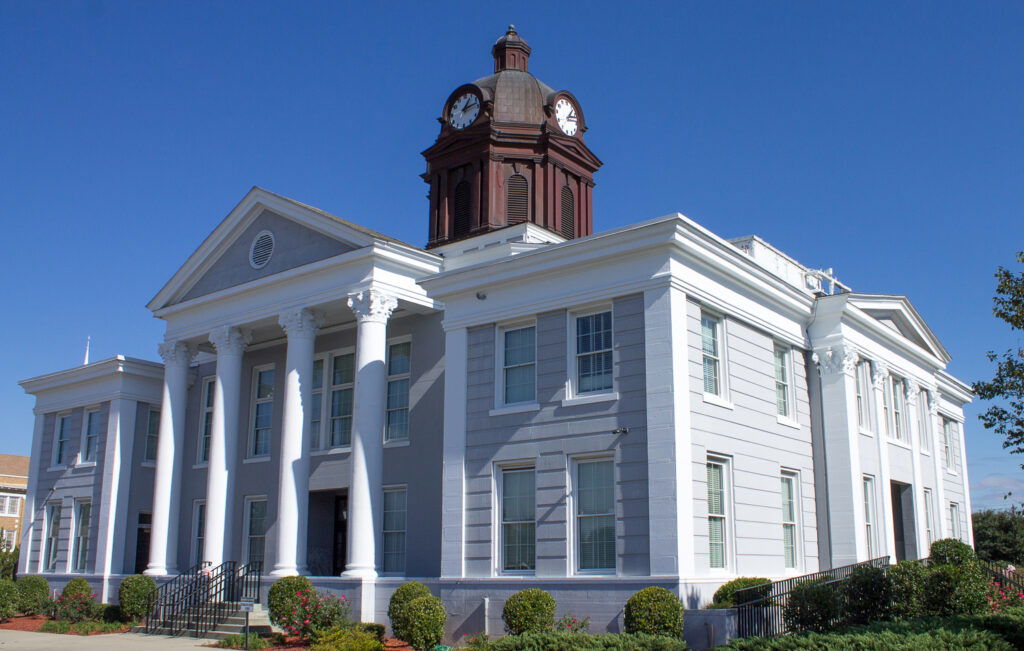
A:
311;346;356;451
247;364;275;458
79;407;102;464
560;393;618;408
700;309;730;402
569;455;617;576
705;454;734;574
494;463;537;576
566;305;616;401
780;470;802;573
489;402;541;416
242;495;269;568
381;485;408;576
495;320;538;408
862;475;878;559
385;337;412;443
197;376;216;464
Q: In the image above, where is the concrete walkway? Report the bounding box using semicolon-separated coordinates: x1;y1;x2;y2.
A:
0;629;212;649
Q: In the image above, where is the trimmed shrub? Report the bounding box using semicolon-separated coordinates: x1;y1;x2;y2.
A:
0;579;17;621
929;538;977;567
99;603;122;622
61;577;93;598
0;547;17;581
15;575;49;615
387;581;432;626
722;628;1012;650
922;564;990;616
478;631;688;650
624;586;684;638
783;579;841;633
118;574;157;621
887;560;926;619
502;588;556;635
849;610;1024;649
267;575;315;628
842;565;894;626
392;595;445;651
310;627;383;651
54;589;98;623
353;622;386;641
711;577;771;607
215;633;270;649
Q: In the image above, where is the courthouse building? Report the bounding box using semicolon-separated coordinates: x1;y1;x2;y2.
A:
18;28;973;633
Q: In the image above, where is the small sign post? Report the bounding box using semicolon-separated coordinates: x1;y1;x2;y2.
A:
240;597;255;650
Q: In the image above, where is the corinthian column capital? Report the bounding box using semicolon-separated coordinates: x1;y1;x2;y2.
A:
157;341;196;368
812;345;857;376
347;289;398;324
278;308;324;339
905;379;920;406
209;326;251;355
871;362;890;390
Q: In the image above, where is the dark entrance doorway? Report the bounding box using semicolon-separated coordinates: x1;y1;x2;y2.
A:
307;490;348;576
890;482;918;561
332;495;348;575
134;512;151;574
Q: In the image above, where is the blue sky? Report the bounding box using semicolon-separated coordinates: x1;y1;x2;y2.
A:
2;2;1022;510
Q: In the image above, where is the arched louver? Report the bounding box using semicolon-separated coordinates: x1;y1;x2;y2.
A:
560;185;575;238
453;180;472;237
506;174;529;225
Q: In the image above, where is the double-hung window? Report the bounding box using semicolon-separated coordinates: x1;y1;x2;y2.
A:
575;311;613;394
144;409;160;462
44;503;61;571
942;418;955;471
386;342;411;442
250;366;275;457
328;354;355;447
382;487;407;574
949;502;962;540
244;498;267;569
701;313;723;396
576;459;615;571
192;501;206;566
198;378;215;463
922;488;935;547
707;458;729;569
502;326;536;405
855;360;872;431
863;476;876;558
774;345;791;418
501;468;535;572
888;376;907;442
917;390;931;452
54;414;72;466
310;358;324;450
82;409;100;463
781;472;799;569
72;501;91;572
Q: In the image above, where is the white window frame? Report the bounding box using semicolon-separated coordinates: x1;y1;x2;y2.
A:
700;311;731;408
773;343;794;421
197;377;215;465
242;496;268;569
888;375;908;443
381;485;408;575
71;500;91;573
144;407;160;463
496;464;536;574
43;502;61;572
0;530;15;551
781;470;801;571
570;455;617;575
567;306;616;401
385;337;412;444
917;389;931;454
863;475;877;558
0;494;20;517
248;364;275;459
855;359;873;433
922;488;935;547
310;348;355;452
80;407;101;464
191;500;206;566
496;321;538;408
949;502;962;540
941;417;957;474
53;413;73;467
706;455;734;572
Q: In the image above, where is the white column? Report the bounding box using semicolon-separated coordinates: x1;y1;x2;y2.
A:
440;326;468;579
96;398;137;600
903;381;928;559
344;289;397;578
146;341;194;576
929;392;949;539
19;413;46;576
270;308;321;577
956;416;974;545
871;363;897;561
204;326;250;567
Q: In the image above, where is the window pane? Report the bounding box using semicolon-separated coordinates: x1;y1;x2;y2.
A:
387;379;409;410
504;328;535;366
383;490;407;531
333;354;354;386
774;347;788;382
701;315;718;357
707;463;724;516
577;312;612;354
503;523;536;571
781;477;795;521
578;461;613;515
709;517;725;568
783;523;797;568
578;351;613;393
388;342;411;376
502;470;535;522
382;489;407;573
257;369;275;399
383;532;406;573
386;409;408;442
312;359;324;390
703;356;719;395
504;365;535;404
579;514;614;570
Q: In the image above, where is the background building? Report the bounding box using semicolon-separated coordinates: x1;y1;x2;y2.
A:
0;454;29;551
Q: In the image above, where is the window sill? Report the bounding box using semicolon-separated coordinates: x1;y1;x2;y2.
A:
242;456;271;464
920;450;932;457
776;417;801;430
887;440;913;451
384;440;411;448
140;461;156;468
192;463;209;470
499;570;536;577
75;461;97;469
46;465;66;473
311;447;352;456
489;402;541;416
858;428;875;438
702;393;734;410
561;392;618;408
573;569;617;577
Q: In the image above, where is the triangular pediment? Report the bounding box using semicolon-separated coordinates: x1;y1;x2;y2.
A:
848;293;951;363
149;187;411;311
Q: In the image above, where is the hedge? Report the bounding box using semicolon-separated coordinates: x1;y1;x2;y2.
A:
711;577;771;607
921;565;990;616
118;574;157;621
929;538;977;567
0;579;17;621
502;588;556;635
15;575;49;615
888;560;927;619
470;631;688;650
723;628;1013;649
783;579;841;633
842;565;894;626
309;627;383;651
624;586;683;638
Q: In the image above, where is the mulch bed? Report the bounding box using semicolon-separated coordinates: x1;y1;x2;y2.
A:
0;615;47;632
235;636;413;650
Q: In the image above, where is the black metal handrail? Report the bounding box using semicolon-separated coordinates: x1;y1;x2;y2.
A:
192;561;262;638
144;561;210;634
980;559;1024;594
735;556;890;638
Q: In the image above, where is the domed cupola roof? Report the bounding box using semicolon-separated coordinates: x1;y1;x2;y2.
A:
470;26;558;126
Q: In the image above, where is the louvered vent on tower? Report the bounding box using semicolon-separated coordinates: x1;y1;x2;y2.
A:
560;185;575;238
507;174;528;225
453;181;472;237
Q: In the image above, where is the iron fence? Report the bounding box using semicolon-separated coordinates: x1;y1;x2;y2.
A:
144;561;209;634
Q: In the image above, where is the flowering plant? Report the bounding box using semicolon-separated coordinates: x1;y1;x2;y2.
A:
555;612;591;633
275;588;350;640
54;591;98;623
988;579;1024;613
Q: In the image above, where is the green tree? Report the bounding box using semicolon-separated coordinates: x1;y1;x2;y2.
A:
972;508;1024;564
974;251;1024;472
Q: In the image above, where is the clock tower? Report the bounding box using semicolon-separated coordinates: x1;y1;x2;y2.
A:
423;27;602;249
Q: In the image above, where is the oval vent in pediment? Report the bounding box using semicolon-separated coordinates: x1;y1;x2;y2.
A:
249;230;275;269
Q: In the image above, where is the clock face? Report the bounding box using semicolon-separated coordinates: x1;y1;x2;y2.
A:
449;93;481;129
555;98;579;136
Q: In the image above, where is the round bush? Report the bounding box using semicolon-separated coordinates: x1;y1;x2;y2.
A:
842;565;894;626
267;575;315;627
624;586;684;637
118;574;157;622
930;538;978;567
392;595;445;651
310;627;383;651
784;579;841;633
388;581;432;626
0;579;17;621
888;560;926;619
922;564;990;616
502;588;556;635
712;577;771;607
62;577;93;598
16;575;49;615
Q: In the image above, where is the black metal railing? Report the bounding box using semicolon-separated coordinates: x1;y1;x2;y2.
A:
144;562;210;634
980;559;1024;594
735;556;890;638
192;561;263;639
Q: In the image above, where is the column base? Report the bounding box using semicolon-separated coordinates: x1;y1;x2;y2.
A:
144;565;172;577
268;565;308;578
342;565;378;579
